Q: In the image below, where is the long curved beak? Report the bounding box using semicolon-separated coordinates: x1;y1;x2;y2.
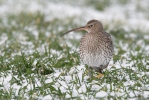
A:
60;26;86;37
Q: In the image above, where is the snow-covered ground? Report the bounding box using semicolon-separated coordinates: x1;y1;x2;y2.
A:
0;0;149;99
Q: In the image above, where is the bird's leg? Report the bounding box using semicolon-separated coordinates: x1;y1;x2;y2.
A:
96;72;104;78
88;66;93;79
92;67;104;78
97;66;104;78
92;67;102;73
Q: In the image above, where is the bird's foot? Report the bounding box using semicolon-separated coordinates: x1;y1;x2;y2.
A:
96;73;104;78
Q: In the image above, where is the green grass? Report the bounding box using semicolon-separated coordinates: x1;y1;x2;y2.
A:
0;0;149;100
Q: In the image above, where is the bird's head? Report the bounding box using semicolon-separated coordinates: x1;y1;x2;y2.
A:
60;19;103;37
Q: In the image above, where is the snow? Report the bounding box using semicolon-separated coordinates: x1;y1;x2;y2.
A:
1;73;12;91
0;0;149;99
96;91;107;97
43;95;52;100
144;91;149;98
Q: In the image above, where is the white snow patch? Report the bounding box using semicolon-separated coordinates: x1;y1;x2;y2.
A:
143;91;149;98
43;95;52;100
95;91;107;97
1;73;12;91
78;84;87;93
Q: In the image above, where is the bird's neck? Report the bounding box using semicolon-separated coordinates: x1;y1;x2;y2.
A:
89;30;104;35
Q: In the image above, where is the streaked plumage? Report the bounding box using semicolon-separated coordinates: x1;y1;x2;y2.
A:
61;19;114;77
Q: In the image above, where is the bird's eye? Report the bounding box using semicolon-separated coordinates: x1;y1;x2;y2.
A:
88;24;93;28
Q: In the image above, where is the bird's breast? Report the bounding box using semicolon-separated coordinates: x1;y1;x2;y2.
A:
80;33;103;53
79;33;113;67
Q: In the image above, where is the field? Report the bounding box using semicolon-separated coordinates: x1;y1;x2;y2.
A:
0;0;149;99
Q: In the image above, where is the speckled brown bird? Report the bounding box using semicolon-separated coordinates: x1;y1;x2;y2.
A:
61;19;114;78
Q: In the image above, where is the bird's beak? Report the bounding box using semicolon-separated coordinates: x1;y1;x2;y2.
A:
60;26;86;37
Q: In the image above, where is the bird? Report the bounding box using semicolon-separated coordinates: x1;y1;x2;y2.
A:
61;19;114;78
